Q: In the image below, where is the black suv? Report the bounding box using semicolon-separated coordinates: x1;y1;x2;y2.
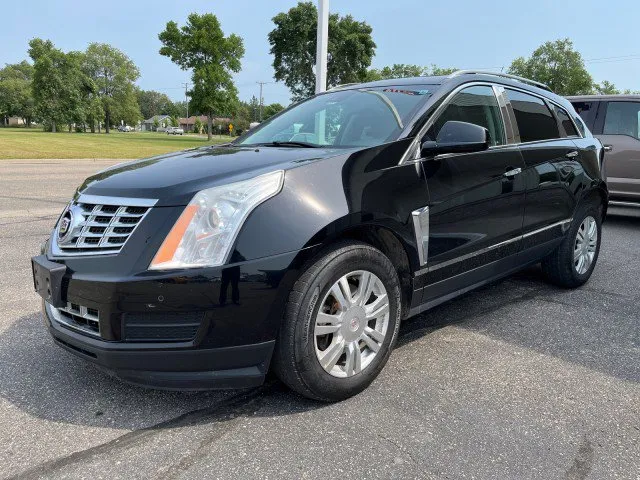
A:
32;71;607;401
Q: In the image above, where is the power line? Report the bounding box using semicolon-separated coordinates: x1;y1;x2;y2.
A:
585;54;640;63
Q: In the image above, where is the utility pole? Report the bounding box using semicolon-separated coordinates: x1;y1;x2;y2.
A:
183;82;189;130
256;81;271;121
315;0;329;94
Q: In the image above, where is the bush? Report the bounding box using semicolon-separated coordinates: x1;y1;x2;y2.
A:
194;118;203;134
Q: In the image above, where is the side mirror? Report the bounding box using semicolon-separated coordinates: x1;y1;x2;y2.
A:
421;121;490;158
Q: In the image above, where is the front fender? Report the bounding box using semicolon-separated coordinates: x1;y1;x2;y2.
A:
231;140;429;272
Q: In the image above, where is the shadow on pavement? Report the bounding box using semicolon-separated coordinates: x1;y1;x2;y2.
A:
400;264;639;384
2;260;637;435
0;312;326;431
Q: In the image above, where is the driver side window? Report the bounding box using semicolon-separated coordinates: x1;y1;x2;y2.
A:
426;85;506;147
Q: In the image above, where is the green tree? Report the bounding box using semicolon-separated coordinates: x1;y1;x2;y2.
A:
159;13;244;140
263;103;285;120
136;89;174;119
83;43;140;133
269;2;376;101
110;86;142;127
168;100;188;118
229;100;251;132
508;39;593;95
366;64;457;82
594;80;619;95
85;95;104;133
248;95;260;121
28;39;94;133
0;61;35;126
153;116;160;131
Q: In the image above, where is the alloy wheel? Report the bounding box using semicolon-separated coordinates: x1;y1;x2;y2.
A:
314;270;390;378
574;216;598;275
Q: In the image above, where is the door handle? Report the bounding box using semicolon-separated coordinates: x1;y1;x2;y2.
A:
565;151;579;159
503;167;522;178
603;145;613;153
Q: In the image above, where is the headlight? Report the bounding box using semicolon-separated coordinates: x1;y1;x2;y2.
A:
149;170;284;270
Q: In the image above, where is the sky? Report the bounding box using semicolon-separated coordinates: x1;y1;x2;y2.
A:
2;0;639;106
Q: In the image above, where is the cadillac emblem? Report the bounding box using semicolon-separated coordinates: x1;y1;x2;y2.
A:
57;209;74;243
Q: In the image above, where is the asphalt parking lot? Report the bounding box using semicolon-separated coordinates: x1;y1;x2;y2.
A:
0;158;638;480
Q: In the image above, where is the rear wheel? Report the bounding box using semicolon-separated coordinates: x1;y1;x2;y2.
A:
542;200;602;288
273;242;401;402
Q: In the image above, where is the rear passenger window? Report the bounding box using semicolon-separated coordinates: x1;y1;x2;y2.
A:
426;85;505;146
551;105;580;137
505;89;560;143
603;102;640;140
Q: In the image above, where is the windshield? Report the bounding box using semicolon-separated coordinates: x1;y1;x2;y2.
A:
237;85;436;148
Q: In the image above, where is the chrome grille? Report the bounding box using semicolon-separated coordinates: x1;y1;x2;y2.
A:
52;194;157;256
48;302;101;338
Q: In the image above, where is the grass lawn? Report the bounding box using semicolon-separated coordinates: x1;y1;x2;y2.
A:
0;128;231;159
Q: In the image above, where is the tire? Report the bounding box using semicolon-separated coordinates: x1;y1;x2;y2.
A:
273;241;402;402
541;200;603;288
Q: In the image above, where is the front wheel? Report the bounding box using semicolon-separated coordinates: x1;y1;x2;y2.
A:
542;201;602;288
273;242;401;402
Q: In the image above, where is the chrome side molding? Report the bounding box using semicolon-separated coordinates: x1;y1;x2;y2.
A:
412;207;430;267
415;217;572;276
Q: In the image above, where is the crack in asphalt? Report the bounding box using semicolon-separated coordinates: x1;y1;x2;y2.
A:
156;415;244;480
0;215;57;226
9;384;278;480
0;195;69;205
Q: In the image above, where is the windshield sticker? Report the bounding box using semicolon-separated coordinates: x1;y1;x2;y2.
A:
382;88;430;96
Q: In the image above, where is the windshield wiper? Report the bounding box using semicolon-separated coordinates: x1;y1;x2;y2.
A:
255;141;320;148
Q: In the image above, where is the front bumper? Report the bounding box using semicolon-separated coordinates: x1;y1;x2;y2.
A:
44;302;274;389
37;249;305;390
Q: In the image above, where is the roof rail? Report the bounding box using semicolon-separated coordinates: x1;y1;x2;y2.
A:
447;70;552;92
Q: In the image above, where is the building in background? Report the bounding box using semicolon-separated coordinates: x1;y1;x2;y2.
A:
179;115;231;133
141;115;171;132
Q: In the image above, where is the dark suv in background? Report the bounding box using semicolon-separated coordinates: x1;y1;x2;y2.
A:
32;71;606;401
569;95;640;205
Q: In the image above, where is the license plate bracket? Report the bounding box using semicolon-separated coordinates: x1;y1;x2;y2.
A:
31;255;66;308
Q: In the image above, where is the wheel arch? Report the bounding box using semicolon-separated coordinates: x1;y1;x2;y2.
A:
577;182;609;221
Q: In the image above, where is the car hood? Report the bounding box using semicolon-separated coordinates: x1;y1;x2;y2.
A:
76;145;350;206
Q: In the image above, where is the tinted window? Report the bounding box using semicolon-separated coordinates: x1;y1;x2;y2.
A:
506;89;560;143
603;102;640;140
426;85;505;146
573;115;588;137
238;85;435;148
571;101;598;129
552;105;580;137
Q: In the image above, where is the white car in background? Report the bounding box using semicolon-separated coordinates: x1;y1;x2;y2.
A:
166;127;184;135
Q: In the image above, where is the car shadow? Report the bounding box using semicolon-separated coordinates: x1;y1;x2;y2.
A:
0;312;327;431
398;264;639;385
2;258;637;434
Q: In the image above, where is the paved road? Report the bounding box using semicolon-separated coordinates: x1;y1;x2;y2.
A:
1;159;638;480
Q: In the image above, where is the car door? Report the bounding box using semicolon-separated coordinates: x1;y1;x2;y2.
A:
597;100;640;202
503;88;577;247
420;84;527;301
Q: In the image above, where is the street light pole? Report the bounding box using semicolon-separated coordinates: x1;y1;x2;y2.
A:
315;0;329;94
